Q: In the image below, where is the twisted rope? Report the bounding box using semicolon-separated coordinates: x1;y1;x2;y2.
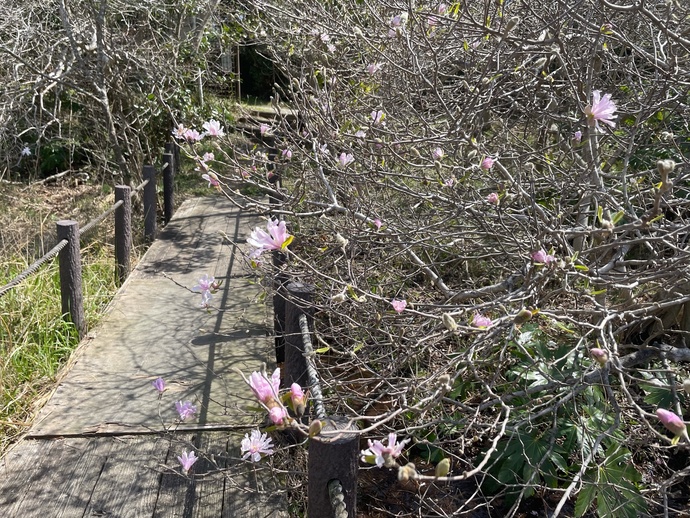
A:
0;239;69;298
299;313;348;516
0;177;151;298
299;312;326;420
328;479;349;518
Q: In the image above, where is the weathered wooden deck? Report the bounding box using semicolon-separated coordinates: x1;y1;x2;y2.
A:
0;196;287;517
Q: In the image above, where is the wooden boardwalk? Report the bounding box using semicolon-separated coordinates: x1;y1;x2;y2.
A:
0;196;287;517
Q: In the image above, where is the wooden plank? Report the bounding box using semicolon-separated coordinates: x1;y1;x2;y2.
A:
83;435;170;517
29;197;274;437
37;438;113;517
154;432;288;518
153;432;225;518
0;439;53;512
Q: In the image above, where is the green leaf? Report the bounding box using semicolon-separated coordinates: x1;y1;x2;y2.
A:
574;483;597;517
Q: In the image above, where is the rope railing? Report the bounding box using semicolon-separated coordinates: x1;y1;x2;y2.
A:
0;176;153;299
0;153;177;339
299;313;349;517
278;280;358;518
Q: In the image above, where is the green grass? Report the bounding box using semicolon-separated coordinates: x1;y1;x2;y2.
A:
0;243;117;453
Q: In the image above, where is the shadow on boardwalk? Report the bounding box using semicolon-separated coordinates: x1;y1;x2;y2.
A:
0;196;287;517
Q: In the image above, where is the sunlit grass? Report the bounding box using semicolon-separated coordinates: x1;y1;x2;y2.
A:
0;239;118;454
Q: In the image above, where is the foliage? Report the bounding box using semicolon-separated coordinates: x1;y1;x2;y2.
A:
176;0;690;515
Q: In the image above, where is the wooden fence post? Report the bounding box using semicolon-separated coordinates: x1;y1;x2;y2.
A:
143;164;157;242
268;170;288;364
114;185;132;286
164;141;179;178
308;417;359;518
162;152;174;224
57;220;86;339
284;281;314;389
273;252;288;364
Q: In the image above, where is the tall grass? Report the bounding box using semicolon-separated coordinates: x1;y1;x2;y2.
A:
0;243;117;453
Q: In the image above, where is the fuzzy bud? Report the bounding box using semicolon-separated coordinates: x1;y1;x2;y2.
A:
513;308;533;326
505;17;520;33
657;159;676;185
331;291;347;303
335;233;349;248
437;374;452;392
442;313;458;332
435;458;450;478
309;419;323;437
397;462;417;482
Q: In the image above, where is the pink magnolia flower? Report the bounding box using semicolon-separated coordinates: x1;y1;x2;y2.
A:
373;218;383;230
444;178;455;188
241;429;274;462
481;157;494;170
391;299;407;313
175;401;197;421
657;408;686;437
173;124;187;140
472;312;493;328
177;450;198;473
531;249;556;265
367;63;382;75
437;3;448;14
192;274;218;306
361;433;410;468
338;152;354;168
584;90;617;129
486;192;499;205
355;129;367;139
269;405;288;426
152;377;166;393
202;119;224;137
282;148;292;160
248;368;281;405
202;172;220;188
184;129;203;142
573;130;583;142
247;219;293;258
590;348;608;366
371;110;385;126
260;123;270;136
202;152;215;163
432;147;444;160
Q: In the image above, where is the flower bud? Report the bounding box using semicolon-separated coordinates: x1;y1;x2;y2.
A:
513;308;533;326
442;313;457;332
435;458;450;477
657;159;676;185
331;291;347;303
437;374;452;392
657;408;686;437
505;17;520;33
397;462;417;482
309;419;323;437
290;383;307;417
590;348;608;366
